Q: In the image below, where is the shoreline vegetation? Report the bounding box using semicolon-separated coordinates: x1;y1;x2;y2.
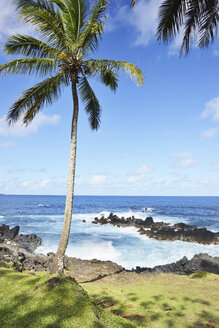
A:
0;267;218;328
0;228;219;328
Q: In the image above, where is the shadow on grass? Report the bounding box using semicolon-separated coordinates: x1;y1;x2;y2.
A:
0;270;135;328
88;289;218;328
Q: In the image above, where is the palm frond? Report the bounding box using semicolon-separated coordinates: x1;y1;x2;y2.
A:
157;0;186;42
17;3;67;51
0;58;58;77
180;0;202;54
99;69;118;92
15;0;56;14
78;75;101;130
3;34;59;58
198;0;219;48
51;0;89;45
130;0;136;7
78;0;108;55
85;59;144;86
7;71;69;124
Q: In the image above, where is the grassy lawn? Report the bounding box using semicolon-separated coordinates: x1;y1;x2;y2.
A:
0;268;133;328
0;267;218;328
83;272;219;328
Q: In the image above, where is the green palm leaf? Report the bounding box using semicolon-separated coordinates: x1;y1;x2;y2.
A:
78;0;108;55
7;72;69;124
4;35;60;58
16;0;56;14
0;58;57;77
85;59;144;86
78;75;101;130
51;0;89;45
18;2;67;50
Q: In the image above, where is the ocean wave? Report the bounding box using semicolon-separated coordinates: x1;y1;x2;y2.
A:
35;232;219;269
37;240;121;262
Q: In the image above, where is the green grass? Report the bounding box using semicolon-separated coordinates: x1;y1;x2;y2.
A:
1;268;219;328
83;273;219;328
0;268;134;328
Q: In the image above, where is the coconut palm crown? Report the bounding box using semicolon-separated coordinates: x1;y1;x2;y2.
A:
0;0;143;273
156;0;219;55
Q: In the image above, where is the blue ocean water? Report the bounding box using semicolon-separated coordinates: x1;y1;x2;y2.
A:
0;195;218;269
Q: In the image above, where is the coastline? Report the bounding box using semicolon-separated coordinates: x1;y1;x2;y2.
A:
0;223;219;281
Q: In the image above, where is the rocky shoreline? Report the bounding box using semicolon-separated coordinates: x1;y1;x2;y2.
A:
0;224;42;252
92;213;219;245
0;224;219;282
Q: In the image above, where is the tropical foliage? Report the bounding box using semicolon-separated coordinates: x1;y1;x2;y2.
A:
0;0;143;273
131;0;219;54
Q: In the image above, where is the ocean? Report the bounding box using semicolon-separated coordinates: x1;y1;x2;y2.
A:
0;195;219;269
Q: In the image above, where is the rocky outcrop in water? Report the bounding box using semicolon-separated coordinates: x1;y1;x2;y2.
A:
92;213;219;245
133;253;219;275
0;224;41;251
0;224;20;241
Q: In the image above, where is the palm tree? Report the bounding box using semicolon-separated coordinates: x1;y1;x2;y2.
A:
131;0;218;54
157;0;219;54
0;0;143;273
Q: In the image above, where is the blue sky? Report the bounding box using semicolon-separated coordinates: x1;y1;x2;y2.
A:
0;0;219;196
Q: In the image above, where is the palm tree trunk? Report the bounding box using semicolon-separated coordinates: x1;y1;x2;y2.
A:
50;80;79;274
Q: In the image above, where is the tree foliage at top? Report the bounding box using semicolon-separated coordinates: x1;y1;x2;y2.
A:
0;0;144;129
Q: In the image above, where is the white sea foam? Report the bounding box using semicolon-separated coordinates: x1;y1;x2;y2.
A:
33;211;219;269
6;211;218;270
37;240;121;262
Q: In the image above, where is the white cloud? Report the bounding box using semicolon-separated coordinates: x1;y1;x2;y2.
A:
127;174;145;184
0;141;14;148
127;164;152;184
173;152;198;168
168;32;184;56
202;127;219;138
201;96;219;138
21;180;33;188
90;175;106;185
178;158;197;168
0;113;61;137
40;179;51;187
202;96;219;121
172;152;193;159
109;0;162;47
137;164;152;174
128;0;162;46
0;0;33;42
21;178;52;190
